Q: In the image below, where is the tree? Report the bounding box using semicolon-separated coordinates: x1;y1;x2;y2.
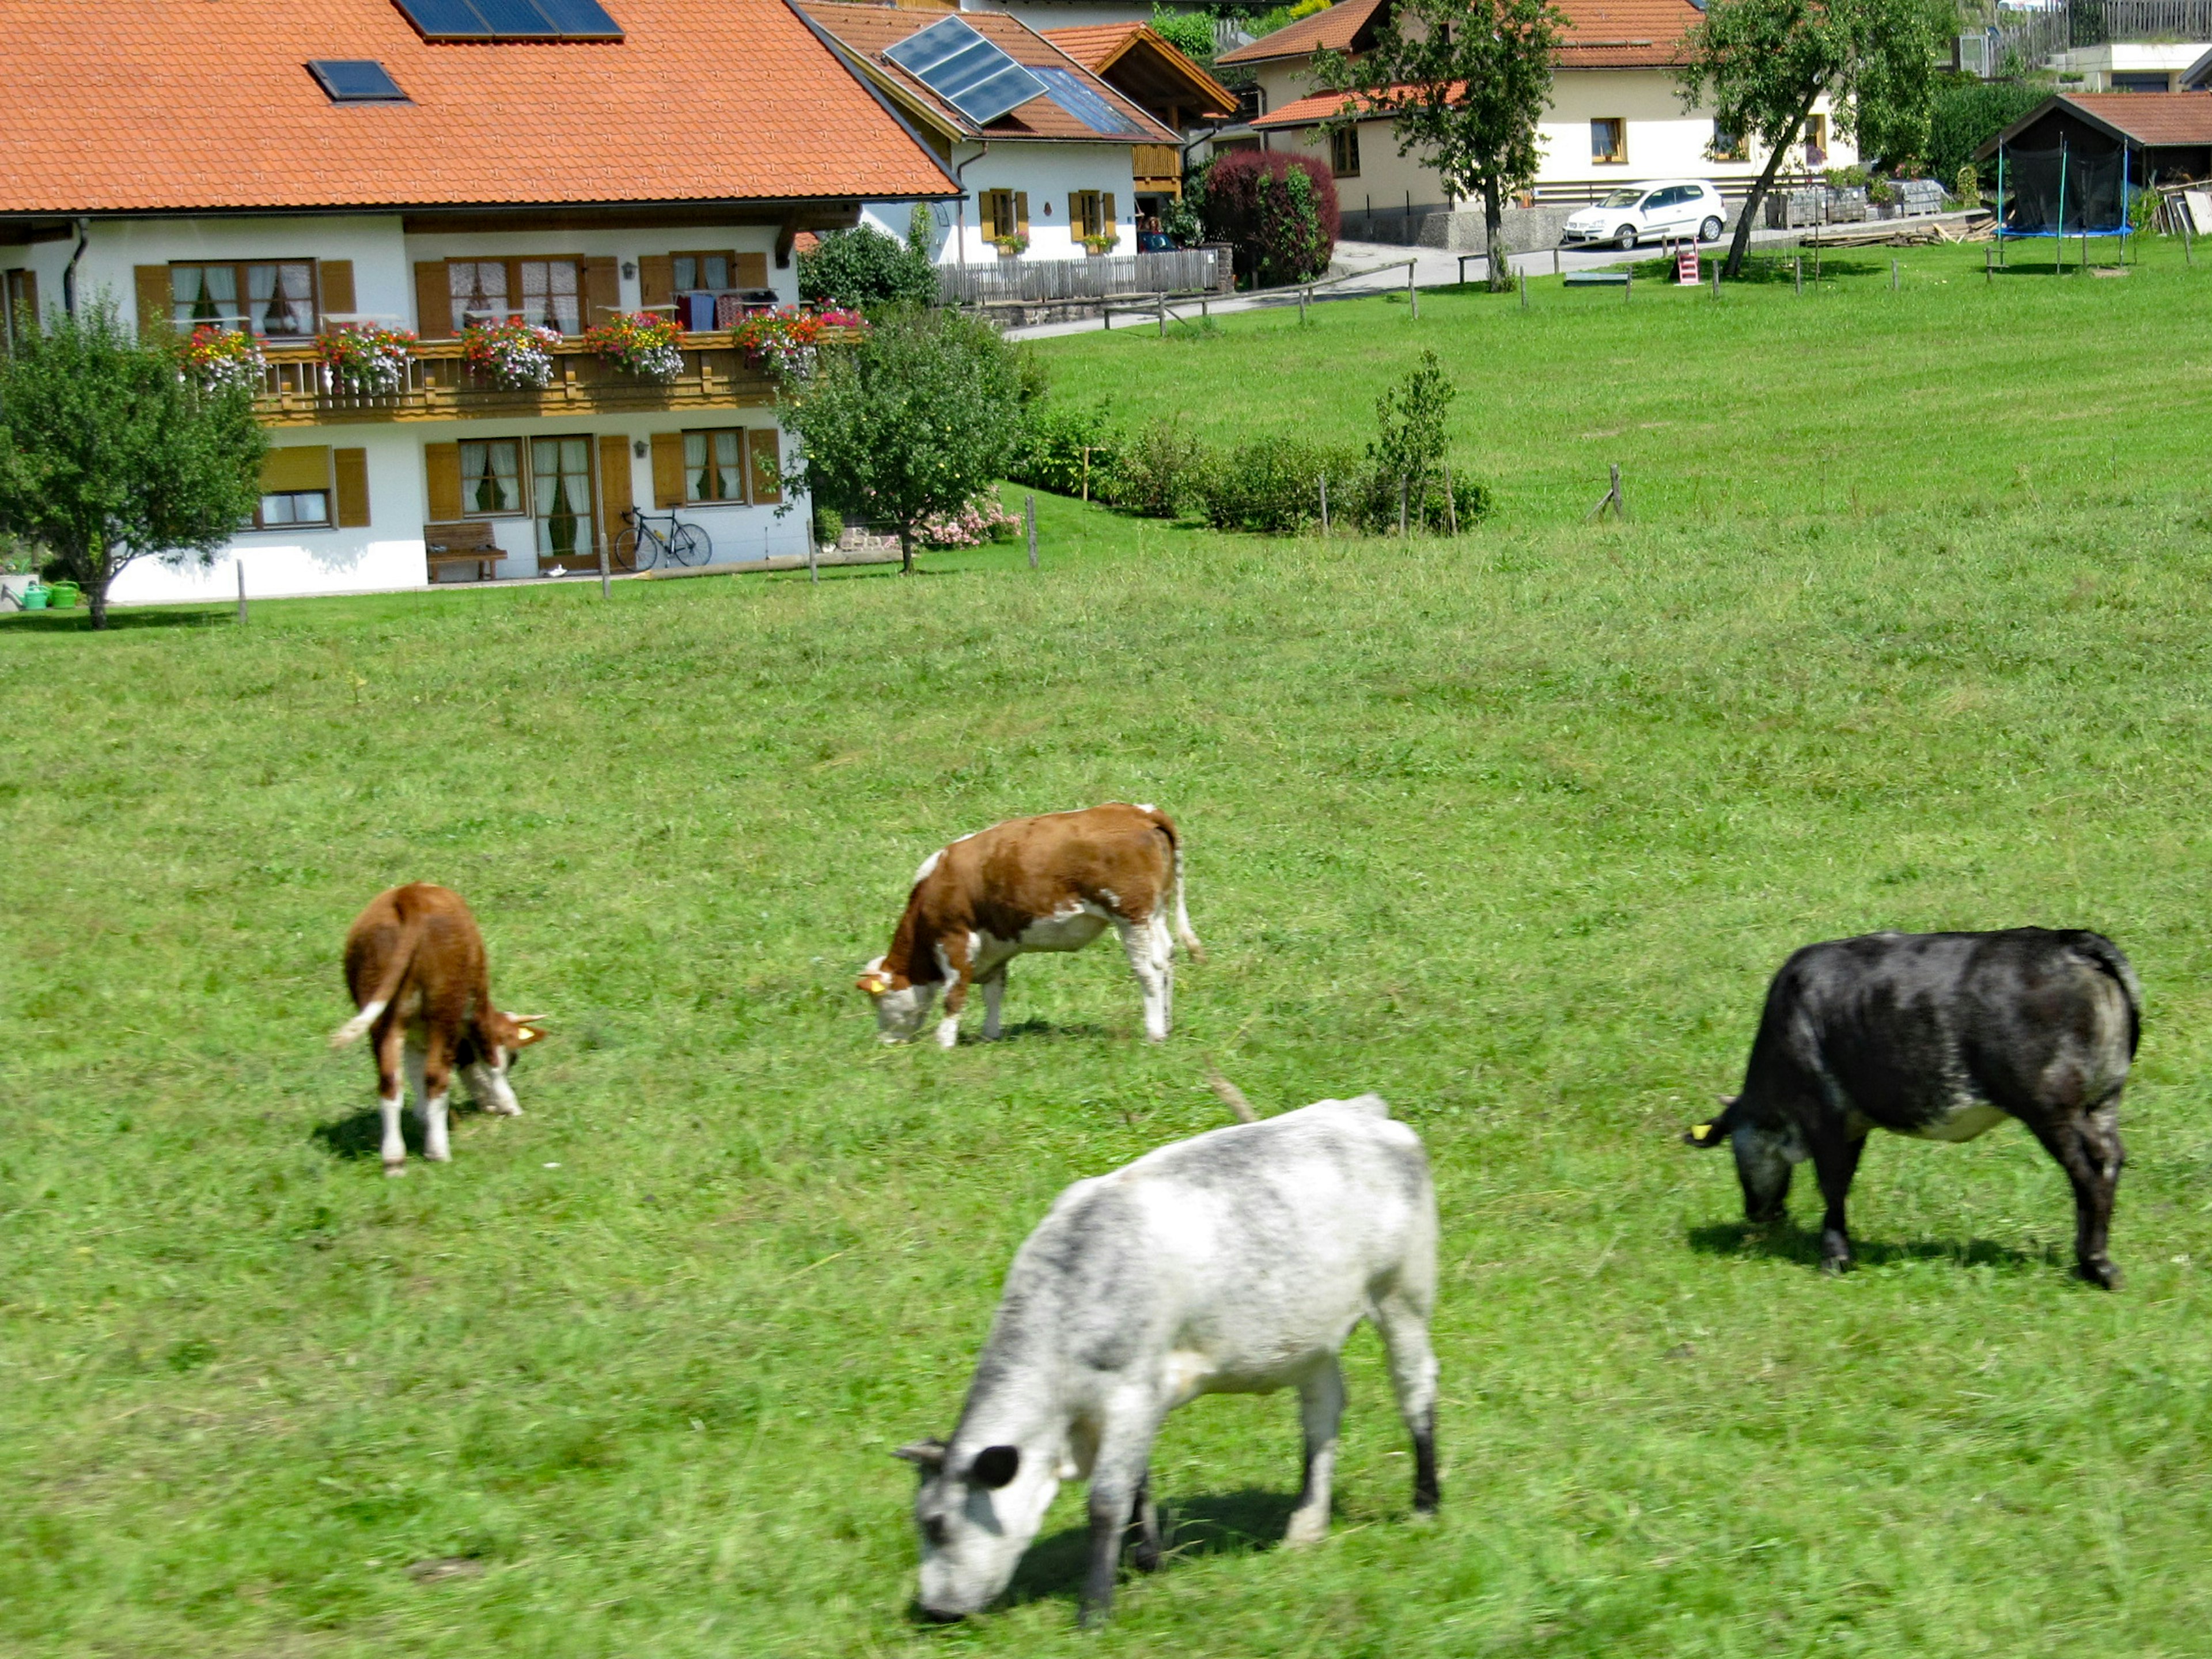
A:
776;308;1024;574
1202;150;1339;285
797;207;940;312
1677;0;1950;277
0;303;264;628
1312;0;1562;293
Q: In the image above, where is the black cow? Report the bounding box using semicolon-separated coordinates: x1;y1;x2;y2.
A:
1687;929;2141;1287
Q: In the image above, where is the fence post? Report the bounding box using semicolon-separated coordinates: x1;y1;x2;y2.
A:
1795;254;1803;295
1624;270;1632;302
1157;294;1166;337
1319;474;1329;536
1103;304;1112;331
1407;262;1417;320
1081;446;1091;503
1891;256;1899;291
1711;259;1720;300
1026;493;1037;569
599;535;611;598
1520;268;1528;309
236;559;247;624
1397;474;1407;537
1444;460;1458;536
1299;285;1309;324
1554;247;1561;278
1985;247;1993;285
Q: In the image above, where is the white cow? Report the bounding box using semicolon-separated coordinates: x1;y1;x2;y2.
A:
895;1094;1440;1625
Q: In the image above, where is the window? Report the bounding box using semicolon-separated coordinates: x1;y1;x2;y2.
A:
306;59;410;102
1590;118;1626;165
2112;71;2169;92
1709;122;1747;162
257;489;332;528
1070;191;1108;238
1802;113;1828;164
171;261;317;336
981;189;1018;239
448;257;584;334
1234;85;1264;122
1331;126;1361;177
672;252;732;291
255;446;334;529
3;268;36;346
460;439;525;516
531;435;594;561
683;430;745;502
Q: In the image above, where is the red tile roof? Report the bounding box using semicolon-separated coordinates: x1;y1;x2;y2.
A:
1043;22;1240;117
2047;93;2212;146
0;0;959;215
802;5;1179;143
1253;84;1429;130
1222;0;1700;73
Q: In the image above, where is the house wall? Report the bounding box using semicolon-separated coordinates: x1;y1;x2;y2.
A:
960;0;1157;29
869;140;1139;264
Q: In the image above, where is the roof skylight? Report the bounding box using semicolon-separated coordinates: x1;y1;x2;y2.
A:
884;17;1047;127
307;59;412;101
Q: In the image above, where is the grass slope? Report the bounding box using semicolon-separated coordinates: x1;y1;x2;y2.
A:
7;243;2212;1657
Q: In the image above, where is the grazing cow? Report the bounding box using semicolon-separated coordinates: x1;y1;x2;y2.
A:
329;884;545;1174
895;1093;1438;1626
857;802;1203;1047
1688;928;2141;1287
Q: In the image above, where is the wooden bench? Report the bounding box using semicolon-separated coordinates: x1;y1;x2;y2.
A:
425;521;500;582
1562;269;1633;289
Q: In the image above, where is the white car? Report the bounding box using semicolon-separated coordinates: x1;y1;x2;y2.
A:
1560;180;1728;250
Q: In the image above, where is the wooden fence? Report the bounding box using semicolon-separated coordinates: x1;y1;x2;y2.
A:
940;247;1225;306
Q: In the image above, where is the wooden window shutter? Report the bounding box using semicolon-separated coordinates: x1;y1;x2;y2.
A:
734;252;768;289
134;265;172;338
1103;194;1115;236
745;429;782;505
596;433;634;546
638;255;674;311
423;442;464;522
10;270;36;333
1014;192;1030;237
332;448;370;528
584;256;620;325
261;446;332;493
649;432;685;508
319;260;356;317
413;262;452;340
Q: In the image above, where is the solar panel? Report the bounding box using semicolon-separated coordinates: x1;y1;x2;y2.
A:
389;0;623;40
1031;66;1146;137
884;17;1047;127
307;59;412;101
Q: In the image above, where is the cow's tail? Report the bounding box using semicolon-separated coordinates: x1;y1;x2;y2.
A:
1146;806;1205;963
2073;932;2143;1058
1683;1094;1746;1150
328;914;423;1050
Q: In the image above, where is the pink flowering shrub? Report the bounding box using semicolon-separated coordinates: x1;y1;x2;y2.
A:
915;492;1017;549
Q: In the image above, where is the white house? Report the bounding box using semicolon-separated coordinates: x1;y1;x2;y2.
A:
0;0;959;606
801;4;1184;265
1213;0;1855;245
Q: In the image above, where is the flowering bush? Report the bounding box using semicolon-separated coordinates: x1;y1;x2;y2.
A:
584;311;683;381
915;491;1018;548
462;316;562;390
730;306;868;381
317;322;416;396
182;325;265;395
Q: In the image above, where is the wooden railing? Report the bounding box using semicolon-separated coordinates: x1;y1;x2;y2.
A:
249;329;859;426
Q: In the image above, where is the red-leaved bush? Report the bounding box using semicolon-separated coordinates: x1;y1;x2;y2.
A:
1202;151;1339;287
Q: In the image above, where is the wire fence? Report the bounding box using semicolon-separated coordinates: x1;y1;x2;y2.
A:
1994;0;2212;66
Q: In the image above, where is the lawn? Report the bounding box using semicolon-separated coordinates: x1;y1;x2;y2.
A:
8;240;2212;1658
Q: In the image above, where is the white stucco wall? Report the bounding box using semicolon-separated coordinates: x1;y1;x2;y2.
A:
869;141;1139;265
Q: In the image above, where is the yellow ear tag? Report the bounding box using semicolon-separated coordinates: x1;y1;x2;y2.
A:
1691;1123;1713;1139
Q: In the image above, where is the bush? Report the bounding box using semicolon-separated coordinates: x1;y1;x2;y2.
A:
1955;161;1980;204
1202;150;1338;286
1112;416;1208;518
1351;466;1491;533
812;503;844;546
1150;4;1216;63
1194;437;1358;533
1928;79;2046;194
1010;400;1122;498
798;211;938;312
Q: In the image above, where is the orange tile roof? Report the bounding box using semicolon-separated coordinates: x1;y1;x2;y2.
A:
1043;23;1240;119
1253;84;1426;130
2049;93;2212;146
1221;0;1700;73
0;0;959;215
802;4;1179;143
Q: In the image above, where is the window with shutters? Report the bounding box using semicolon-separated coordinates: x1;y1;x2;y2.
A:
460;439;526;516
981;190;1017;240
683;430;745;503
1330;127;1361;178
257;488;331;529
531;435;595;560
1801;113;1828;164
1590;118;1626;165
171;261;318;337
1070;192;1108;238
672;253;732;292
255;447;334;529
1708;122;1747;162
448;257;585;334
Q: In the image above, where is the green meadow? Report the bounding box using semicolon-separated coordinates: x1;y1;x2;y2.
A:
7;240;2212;1657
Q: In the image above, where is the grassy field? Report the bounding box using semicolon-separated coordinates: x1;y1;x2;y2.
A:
9;240;2212;1657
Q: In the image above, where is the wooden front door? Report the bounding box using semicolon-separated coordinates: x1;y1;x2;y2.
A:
532;435;596;572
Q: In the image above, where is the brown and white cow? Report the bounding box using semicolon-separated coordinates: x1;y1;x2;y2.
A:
329;883;545;1173
858;804;1203;1047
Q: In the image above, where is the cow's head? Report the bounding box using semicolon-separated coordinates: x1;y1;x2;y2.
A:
457;1013;548;1073
857;957;937;1044
895;1437;1062;1621
1687;1094;1796;1225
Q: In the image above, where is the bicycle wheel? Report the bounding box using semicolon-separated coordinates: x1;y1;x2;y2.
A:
668;523;711;567
612;525;650;572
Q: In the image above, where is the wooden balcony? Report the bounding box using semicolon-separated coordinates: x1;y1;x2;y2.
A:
248;329;855;427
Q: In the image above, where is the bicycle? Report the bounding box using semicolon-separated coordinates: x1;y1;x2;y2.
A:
612;507;711;571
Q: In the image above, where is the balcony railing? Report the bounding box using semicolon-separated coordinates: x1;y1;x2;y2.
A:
248;329;858;426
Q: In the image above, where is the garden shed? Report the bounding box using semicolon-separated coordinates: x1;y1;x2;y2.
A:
1976;94;2212;237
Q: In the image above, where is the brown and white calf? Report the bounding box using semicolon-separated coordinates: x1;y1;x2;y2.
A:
329;883;544;1173
858;804;1203;1047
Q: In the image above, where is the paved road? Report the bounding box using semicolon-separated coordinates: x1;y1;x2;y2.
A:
1001;228;1811;341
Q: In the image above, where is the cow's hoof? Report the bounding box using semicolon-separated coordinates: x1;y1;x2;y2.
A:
382;1161;407;1177
1819;1254;1853;1277
1130;1541;1162;1573
1282;1511;1329;1547
2080;1259;2122;1290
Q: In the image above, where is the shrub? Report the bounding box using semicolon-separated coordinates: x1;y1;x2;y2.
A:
1010;400;1121;498
1927;78;2046;191
1350;350;1491;532
1193;437;1357;533
1955;161;1980;204
812;503;844;546
1202;150;1338;286
798;212;939;312
1112;416;1208;518
1150;4;1217;63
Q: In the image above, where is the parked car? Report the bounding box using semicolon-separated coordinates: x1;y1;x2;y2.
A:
1560;180;1728;250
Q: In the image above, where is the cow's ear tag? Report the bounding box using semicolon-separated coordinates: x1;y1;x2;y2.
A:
1691;1123;1713;1140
